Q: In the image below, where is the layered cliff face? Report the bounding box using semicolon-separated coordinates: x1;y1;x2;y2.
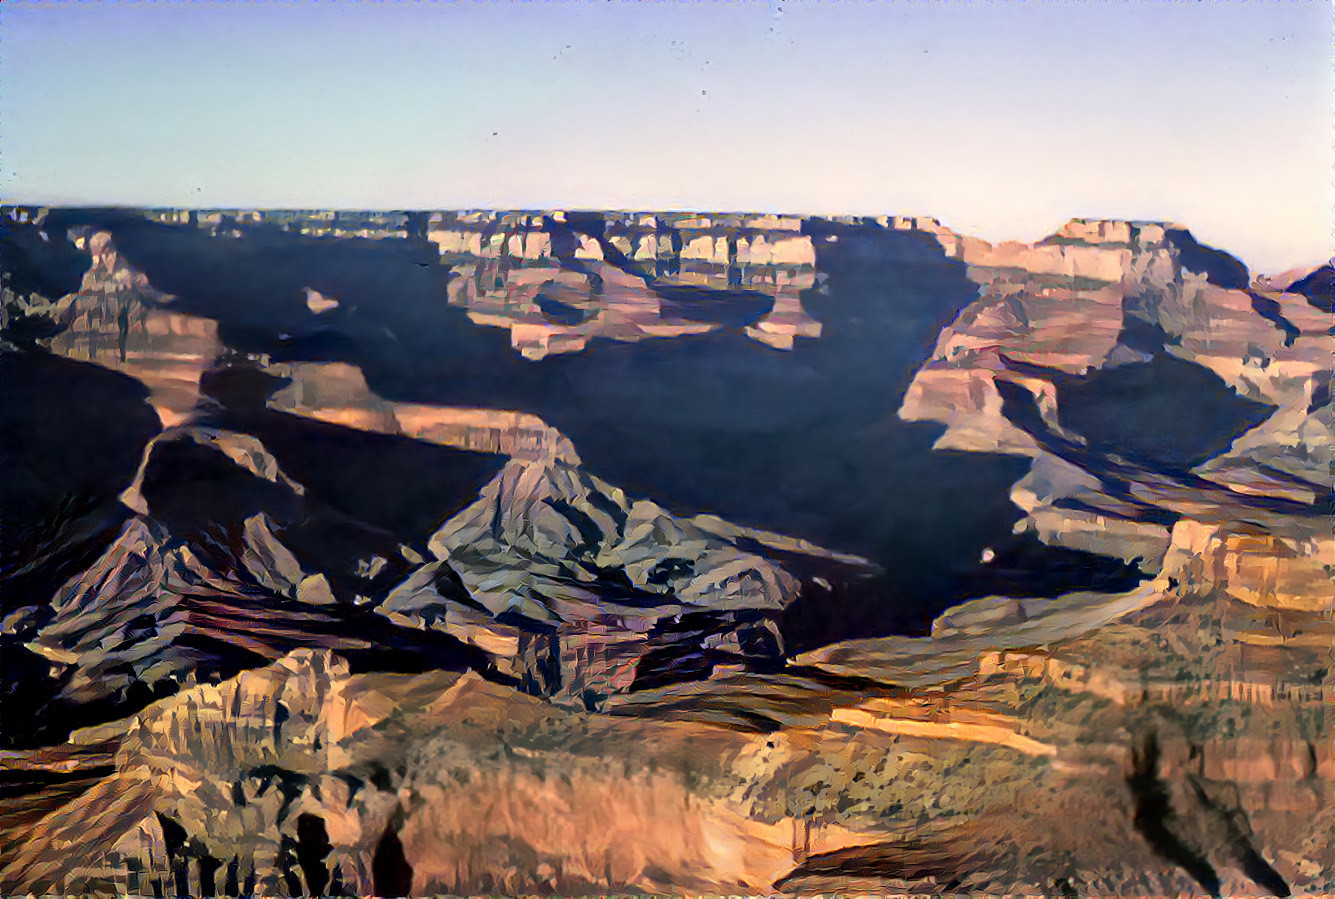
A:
7;584;1330;896
42;229;223;427
900;218;1333;613
264;359;577;460
427;212;822;357
1;207;1330;895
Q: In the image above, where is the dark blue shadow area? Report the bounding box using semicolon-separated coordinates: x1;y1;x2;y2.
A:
0;348;161;591
1248;293;1300;347
1165;228;1249;290
535;286;594;327
42;209;464;361
1287;265;1334;313
1044;355;1274;471
139;434;301;537
998;376;1318;523
0;218;90;303
200;363;508;544
654;284;773;328
0;633;67;748
40;211;1151;641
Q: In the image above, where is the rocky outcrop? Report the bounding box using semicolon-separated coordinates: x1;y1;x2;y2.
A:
378;456;870;705
1;651;880;896
46;230;222;427
898;218;1334;609
792;581;1331;895
429;211;823;357
3;207;1331;894
1160;518;1334;613
265;360;578;460
8;567;1332;897
448;259;721;359
9;427;417;721
5;377;857;736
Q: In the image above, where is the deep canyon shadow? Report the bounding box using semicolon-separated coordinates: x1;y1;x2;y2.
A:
47;212;1145;641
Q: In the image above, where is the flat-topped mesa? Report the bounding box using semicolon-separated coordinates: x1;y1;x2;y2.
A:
428;211;822;358
46;229;222;428
265;360;579;461
428;210;809;263
899;215;1328;436
449;261;719;360
929;218;1193;286
426;210;810;257
1051;218;1139;246
744;278;822;350
145;208;415;240
1049;218;1185;247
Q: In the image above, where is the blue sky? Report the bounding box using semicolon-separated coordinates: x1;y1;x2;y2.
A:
2;0;1329;270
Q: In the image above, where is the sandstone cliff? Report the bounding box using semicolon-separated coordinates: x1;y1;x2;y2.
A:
899;218;1333;615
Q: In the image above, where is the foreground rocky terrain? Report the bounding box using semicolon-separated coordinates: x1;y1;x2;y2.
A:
1;206;1330;895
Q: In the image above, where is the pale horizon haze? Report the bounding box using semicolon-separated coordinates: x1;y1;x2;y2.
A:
1;0;1330;272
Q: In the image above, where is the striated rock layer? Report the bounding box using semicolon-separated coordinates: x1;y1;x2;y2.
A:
46;229;223;427
1;206;1331;895
899;217;1333;615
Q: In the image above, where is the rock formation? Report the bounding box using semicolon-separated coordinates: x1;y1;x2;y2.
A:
900;218;1333;613
39;228;223;427
1;206;1330;895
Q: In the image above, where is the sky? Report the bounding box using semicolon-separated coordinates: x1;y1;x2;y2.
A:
1;0;1329;271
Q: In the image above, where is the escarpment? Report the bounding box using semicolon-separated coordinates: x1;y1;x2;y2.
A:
2;206;1330;895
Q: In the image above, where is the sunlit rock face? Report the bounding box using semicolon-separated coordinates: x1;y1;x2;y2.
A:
46;230;222;426
2;652;896;897
265;360;578;460
1161;518;1334;613
428;211;822;358
898;218;1333;609
11;582;1334;896
446;259;720;359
